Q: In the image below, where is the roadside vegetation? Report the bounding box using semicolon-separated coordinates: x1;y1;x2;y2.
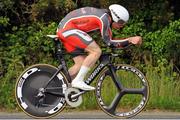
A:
0;0;179;111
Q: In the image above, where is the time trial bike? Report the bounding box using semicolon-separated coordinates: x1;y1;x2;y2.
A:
15;35;150;119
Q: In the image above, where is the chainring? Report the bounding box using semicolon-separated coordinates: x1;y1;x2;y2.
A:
65;88;82;107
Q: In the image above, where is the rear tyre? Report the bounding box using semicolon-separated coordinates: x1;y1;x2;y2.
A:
15;64;68;118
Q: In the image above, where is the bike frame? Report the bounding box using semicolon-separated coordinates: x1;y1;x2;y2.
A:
15;36;149;118
43;38;120;93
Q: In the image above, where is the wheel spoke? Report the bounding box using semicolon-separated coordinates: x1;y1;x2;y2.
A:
112;77;123;91
124;87;146;95
107;92;124;113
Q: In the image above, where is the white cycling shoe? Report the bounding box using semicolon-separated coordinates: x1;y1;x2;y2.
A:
71;80;95;91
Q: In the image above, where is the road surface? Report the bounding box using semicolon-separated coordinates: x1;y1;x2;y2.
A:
0;110;180;119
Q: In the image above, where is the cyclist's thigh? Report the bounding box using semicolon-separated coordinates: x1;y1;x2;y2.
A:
85;41;101;53
58;29;94;52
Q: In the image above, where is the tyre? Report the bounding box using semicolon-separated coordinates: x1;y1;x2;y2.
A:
96;64;149;118
15;64;68;118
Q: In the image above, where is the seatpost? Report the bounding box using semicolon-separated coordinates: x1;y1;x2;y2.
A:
54;38;63;61
54;38;72;81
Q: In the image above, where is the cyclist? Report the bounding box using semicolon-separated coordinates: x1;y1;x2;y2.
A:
57;4;142;91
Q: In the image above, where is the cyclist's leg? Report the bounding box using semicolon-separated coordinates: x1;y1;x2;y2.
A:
71;41;102;90
62;30;102;69
68;55;86;79
68;42;102;88
57;28;86;79
68;41;102;71
67;41;102;69
83;41;102;67
57;29;101;90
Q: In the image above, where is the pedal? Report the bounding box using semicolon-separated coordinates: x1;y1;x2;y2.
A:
65;88;82;107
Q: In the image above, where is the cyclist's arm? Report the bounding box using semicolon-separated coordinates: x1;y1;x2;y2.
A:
100;14;130;48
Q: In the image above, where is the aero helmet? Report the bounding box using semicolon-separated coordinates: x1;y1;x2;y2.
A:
109;4;129;23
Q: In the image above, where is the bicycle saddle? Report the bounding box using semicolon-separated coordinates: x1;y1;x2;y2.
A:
47;35;58;39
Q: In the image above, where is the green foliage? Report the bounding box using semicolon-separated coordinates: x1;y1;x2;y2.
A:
111;18;180;66
0;17;9;27
0;0;180;111
130;0;174;31
31;0;77;22
0;0;14;12
0;22;59;109
144;19;180;64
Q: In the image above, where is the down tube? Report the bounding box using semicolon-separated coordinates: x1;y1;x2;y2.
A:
84;63;105;85
85;54;110;85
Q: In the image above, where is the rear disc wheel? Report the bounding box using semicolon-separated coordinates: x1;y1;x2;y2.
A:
15;64;68;118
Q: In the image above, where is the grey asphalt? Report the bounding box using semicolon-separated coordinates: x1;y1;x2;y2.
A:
0;110;180;119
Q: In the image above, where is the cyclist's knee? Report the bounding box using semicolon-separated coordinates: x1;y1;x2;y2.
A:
89;48;101;60
95;47;102;58
85;41;102;60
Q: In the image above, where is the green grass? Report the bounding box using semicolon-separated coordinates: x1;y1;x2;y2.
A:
146;64;180;111
0;63;179;112
81;64;180;111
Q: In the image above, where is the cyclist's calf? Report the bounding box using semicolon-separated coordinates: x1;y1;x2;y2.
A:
69;55;86;79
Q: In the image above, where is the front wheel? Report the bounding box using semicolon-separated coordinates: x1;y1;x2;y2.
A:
15;64;68;118
96;64;150;118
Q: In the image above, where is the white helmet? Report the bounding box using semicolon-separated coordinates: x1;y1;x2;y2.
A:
109;4;129;23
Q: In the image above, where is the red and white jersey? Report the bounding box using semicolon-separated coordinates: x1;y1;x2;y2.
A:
58;7;129;47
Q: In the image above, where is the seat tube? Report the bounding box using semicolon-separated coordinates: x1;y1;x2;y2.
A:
58;57;72;82
55;40;71;82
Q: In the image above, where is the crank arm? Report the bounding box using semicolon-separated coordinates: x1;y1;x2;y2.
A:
71;91;86;99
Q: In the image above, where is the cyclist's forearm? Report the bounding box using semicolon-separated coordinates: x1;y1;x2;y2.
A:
109;38;130;48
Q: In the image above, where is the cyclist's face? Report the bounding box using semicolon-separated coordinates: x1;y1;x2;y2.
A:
112;22;125;29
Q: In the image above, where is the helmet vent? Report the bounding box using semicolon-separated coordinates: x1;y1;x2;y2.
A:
110;9;121;20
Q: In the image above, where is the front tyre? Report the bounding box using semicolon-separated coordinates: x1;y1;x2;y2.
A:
15;64;68;118
96;64;149;118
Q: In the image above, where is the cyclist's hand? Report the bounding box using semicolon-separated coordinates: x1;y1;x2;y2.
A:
128;36;142;45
